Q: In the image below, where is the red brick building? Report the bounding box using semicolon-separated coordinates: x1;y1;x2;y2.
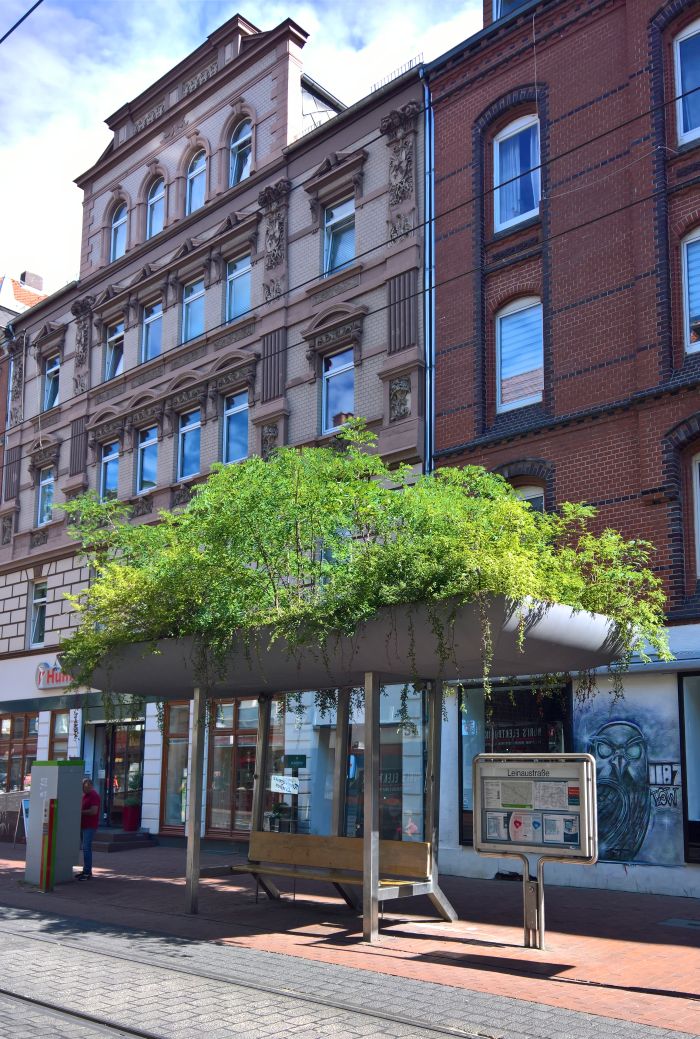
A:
426;0;700;892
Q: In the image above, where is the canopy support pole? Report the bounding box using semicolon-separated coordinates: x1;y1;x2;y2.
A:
250;695;280;899
331;687;359;910
425;679;457;923
363;671;380;942
185;685;206;914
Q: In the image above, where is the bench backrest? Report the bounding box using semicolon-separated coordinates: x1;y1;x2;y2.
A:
248;831;431;879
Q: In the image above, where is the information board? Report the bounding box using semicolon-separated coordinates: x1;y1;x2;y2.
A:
473;754;597;860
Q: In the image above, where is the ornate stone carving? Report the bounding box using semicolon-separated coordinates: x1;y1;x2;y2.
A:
9;347;24;427
389;376;411;422
381;102;419;211
130;364;165;389
388;214;414;244
71;295;95;370
29;443;60;472
131;496;153;517
170;345;207;370
310;273;360;304
130;402;164;429
73;373;89;396
214;322;255;349
30;529;49;548
307;318;364;354
379;100;420;140
182;61;218;97
171;484;193;508
258;180;292;271
1;515;13;545
92;418;124;444
261;424;278;461
135;103;165;132
209;362;257;400
263;278;283;302
162;117;186;143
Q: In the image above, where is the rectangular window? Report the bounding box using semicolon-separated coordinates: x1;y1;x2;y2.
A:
459;683;571;845
136;425;158;494
105;321;125;381
322;347;354;433
683;234;700;352
141;301;163;362
497;299;543;412
675;23;700;145
182;279;205;343
178;409;201;480
226;256;251;322
100;440;119;501
223;391;248;464
29;582;47;648
49;710;70;761
43;354;60;411
494;117;541;232
0;712;38;791
37;466;54;527
515;485;545;513
323;198;355;276
161;702;190;830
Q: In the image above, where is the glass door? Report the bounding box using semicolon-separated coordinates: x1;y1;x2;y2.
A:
92;722;145;828
206;699;259;836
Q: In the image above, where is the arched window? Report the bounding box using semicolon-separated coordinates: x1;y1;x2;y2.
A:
682;227;700;353
229;120;252;187
493;115;540;232
675;18;700;146
186;151;206;215
146;178;165;239
496;297;543;412
110;203;127;261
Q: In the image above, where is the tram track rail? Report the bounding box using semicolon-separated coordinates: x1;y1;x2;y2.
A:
0;922;501;1039
0;986;165;1039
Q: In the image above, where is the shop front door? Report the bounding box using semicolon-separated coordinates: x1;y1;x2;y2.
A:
93;722;145;828
206;699;259;837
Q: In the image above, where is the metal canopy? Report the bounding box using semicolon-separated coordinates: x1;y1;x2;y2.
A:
90;597;621;697
88;596;621;944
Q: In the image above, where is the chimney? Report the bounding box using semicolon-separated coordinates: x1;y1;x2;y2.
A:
20;271;43;291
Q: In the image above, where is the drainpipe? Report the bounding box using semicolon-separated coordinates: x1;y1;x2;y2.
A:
420;68;435;474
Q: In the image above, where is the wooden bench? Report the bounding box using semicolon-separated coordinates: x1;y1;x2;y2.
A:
221;831;433;909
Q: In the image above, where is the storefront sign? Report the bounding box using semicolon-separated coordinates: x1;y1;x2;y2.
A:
473;754;597;860
270;774;300;795
35;661;73;690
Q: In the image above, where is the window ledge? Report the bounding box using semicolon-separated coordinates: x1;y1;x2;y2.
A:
306;263;363;300
489;214;541;244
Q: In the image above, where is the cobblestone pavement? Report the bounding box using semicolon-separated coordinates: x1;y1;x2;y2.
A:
0;907;694;1039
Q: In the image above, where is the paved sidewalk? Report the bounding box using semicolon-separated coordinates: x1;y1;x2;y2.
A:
0;842;698;1036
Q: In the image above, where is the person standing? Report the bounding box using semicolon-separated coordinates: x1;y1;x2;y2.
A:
77;778;100;879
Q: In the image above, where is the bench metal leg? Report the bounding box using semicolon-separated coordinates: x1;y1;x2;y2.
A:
333;882;361;911
427;883;458;922
257;876;281;900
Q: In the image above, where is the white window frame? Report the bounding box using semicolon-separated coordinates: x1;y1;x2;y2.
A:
223;391;249;464
682;226;700;354
182;279;205;343
136;425;158;495
99;440;120;502
43;354;60;412
675;18;700;147
146;178;165;239
186;151;206;215
322;347;354;434
105;321;125;381
29;581;47;649
178;409;201;481
493;114;541;233
37;466;54;527
323;198;355;276
515;484;545;512
141;300;163;362
229;120;253;187
110;203;127;261
226;255;251;322
496;296;543;413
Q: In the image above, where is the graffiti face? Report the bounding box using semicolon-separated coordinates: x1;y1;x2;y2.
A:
588;721;651;861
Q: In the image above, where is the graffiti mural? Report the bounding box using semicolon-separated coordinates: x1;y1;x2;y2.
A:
574;687;684;865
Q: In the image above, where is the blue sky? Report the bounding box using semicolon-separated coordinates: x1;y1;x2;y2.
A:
0;0;482;293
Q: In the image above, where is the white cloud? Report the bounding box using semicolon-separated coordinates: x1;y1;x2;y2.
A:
0;0;481;294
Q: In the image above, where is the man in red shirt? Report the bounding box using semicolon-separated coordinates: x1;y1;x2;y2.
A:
77;778;100;879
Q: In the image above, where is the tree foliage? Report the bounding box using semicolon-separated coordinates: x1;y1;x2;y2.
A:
59;426;670;695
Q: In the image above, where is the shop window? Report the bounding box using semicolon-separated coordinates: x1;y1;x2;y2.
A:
99;440;120;501
146;178;165;239
182;279;205;342
207;698;265;835
49;710;70;760
136;425;158;494
37;466;54;527
323;198;355;275
223;391;248;464
29;581;47;648
43;354;60;412
322;347;354;433
177;409;201;480
142;300;163;362
459;682;571;844
226;255;251;322
515;484;545;512
161;702;190;830
105;320;125;381
681;675;700;861
675;19;700;146
493;115;540;232
496;297;543;412
0;712;38;791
